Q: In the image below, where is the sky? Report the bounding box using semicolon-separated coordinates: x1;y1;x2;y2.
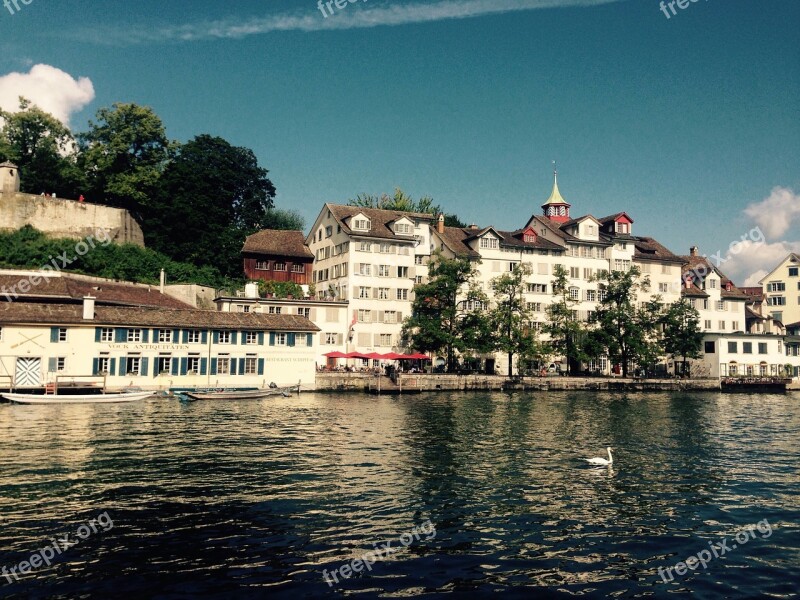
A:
1;0;798;285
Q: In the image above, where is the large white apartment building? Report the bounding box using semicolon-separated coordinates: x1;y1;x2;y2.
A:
305;204;434;354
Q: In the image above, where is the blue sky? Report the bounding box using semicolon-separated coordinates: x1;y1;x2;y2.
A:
1;0;798;284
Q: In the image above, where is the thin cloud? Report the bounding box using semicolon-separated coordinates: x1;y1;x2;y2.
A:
77;0;627;45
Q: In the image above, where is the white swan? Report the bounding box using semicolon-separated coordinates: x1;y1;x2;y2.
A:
586;447;613;466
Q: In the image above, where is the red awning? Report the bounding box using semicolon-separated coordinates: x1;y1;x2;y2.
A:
323;351;349;358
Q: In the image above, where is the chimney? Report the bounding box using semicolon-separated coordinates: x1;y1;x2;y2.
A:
160;269;166;293
469;223;479;230
437;212;445;234
690;246;699;257
82;295;96;320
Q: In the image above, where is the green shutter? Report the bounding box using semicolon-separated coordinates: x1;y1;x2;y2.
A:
241;332;247;345
171;358;179;376
119;358;127;377
257;358;265;375
95;328;102;342
115;328;126;343
269;333;276;346
288;333;296;347
173;329;181;343
201;331;208;344
153;329;160;343
213;331;219;344
182;330;189;344
92;358;99;375
180;358;188;375
231;331;238;345
210;358;218;375
200;358;207;375
140;358;149;377
306;333;313;347
230;358;238;375
50;327;59;343
141;329;149;343
109;358;116;376
258;332;264;345
48;357;57;372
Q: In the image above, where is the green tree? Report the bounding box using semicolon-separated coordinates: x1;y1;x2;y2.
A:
637;296;666;377
79;103;172;219
257;280;304;299
543;264;585;374
401;252;488;371
144;134;276;278
261;208;305;231
0;98;84;197
589;266;654;378
489;263;539;377
661;298;703;377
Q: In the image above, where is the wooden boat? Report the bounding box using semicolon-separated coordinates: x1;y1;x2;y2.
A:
1;390;154;405
185;386;297;400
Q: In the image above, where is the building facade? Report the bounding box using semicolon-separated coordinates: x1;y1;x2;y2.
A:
758;253;800;328
241;230;314;285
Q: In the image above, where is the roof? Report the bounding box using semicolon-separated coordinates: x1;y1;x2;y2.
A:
0;161;18;168
633;237;684;263
740;286;764;301
242;230;313;259
679;256;749;299
745;306;766;321
599;212;635;225
325;204;433;241
758;253;800;284
436;226;482;258
0;302;319;331
542;172;570;206
0;271;193;309
559;214;601;228
497;229;564;251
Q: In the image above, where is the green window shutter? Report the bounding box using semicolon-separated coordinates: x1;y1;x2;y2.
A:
269;333;276;346
115;328;126;343
171;358;179;376
48;357;57;372
288;333;296;347
257;358;265;375
241;332;247;345
50;327;59;343
306;333;313;347
92;358;99;375
231;331;238;345
94;328;102;342
200;358;208;376
141;329;149;343
180;358;188;375
258;332;264;345
140;358;149;377
153;329;160;342
210;358;218;375
213;331;219;344
109;358;116;376
173;329;181;343
182;330;189;344
230;358;238;375
119;358;127;377
201;331;208;344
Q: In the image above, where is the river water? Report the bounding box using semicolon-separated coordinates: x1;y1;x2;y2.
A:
1;391;798;599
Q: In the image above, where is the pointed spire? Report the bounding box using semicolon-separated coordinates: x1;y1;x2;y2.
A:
541;161;571;223
544;162;568;206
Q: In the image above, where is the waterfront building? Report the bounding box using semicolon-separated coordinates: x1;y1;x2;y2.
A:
757;253;800;327
695;332;791;379
241;229;314;285
305;204;434;355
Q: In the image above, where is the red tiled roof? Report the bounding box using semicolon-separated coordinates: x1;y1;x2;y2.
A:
242;230;314;259
326;204;433;241
679;256;749;299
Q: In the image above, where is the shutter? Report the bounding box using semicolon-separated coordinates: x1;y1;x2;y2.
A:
201;330;208;344
48;357;57;372
337;333;343;344
200;358;207;376
374;334;381;346
109;358;116;376
173;329;181;343
92;358;99;375
353;286;359;298
141;329;149;343
372;287;378;299
307;333;313;347
171;358;179;376
180;358;188;376
397;311;403;321
230;358;238;375
95;328;102;342
269;333;276;346
213;331;219;344
115;328;126;342
210;358;218;376
310;308;317;321
231;331;238;345
182;330;189;344
288;333;296;347
119;358;127;377
50;327;59;343
258;332;264;345
140;358;149;377
241;332;247;345
257;358;265;375
377;311;384;323
153;329;160;343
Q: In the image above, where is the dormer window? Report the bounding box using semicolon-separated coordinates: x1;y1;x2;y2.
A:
524;233;536;243
353;218;370;231
394;222;412;235
616;222;629;234
479;236;499;250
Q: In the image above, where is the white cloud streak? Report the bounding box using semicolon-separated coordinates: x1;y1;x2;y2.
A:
78;0;627;45
0;64;95;126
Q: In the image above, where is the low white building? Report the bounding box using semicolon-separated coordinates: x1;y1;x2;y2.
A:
696;332;790;379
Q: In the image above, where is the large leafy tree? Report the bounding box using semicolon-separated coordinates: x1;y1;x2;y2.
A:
661;298;703;377
144;134;276;278
589;266;655;378
349;188;466;227
489;262;540;377
0;98;84;197
79;103;172;219
543;264;585;374
401;252;489;371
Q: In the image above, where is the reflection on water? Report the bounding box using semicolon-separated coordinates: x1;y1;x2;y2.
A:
0;391;798;598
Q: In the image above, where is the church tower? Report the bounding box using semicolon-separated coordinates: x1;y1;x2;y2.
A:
541;166;570;223
0;162;21;195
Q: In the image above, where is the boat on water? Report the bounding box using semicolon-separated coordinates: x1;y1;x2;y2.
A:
185;386;297;400
0;390;155;405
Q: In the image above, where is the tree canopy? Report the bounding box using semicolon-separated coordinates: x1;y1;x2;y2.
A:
349;188;466;228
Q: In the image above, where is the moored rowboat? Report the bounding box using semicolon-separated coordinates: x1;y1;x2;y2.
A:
0;391;154;405
185;386;297;400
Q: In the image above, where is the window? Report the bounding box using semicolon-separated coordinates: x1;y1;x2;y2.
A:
295;334;307;347
743;342;753;354
159;330;172;343
658;283;669;293
256;261;268;270
732;321;739;331
509;262;519;272
157;356;172;374
728;342;737;353
127;329;141;343
661;264;671;275
378;265;391;277
709;279;717;289
187;330;201;344
767;282;785;292
379;334;393;346
394;223;412;235
127;356;141;376
217;357;230;375
186;355;199;373
616;222;629;234
358;309;372;323
273;262;286;272
396;289;409;301
98;356;110;374
703;299;709;310
384;311;397;324
246;332;258;344
570;267;580;279
569;287;580;300
242;305;251;313
268;306;282;314
100;328;114;342
243;356;257;374
719;321;726;330
479;237;499;249
527;283;548;294
524;233;536;243
358;263;372;276
717;301;726;311
291;264;305;273
704;320;712;329
757;342;767;354
613;259;631;271
55;357;66;372
379;243;392;253
359;287;371;299
704;341;715;353
56;328;67;342
218;331;231;344
415;276;424;284
398;266;409;278
584;268;593;280
325;333;338;345
585;290;597;302
275;333;287;345
415;256;424;265
326;226;332;237
598;289;608;302
297;307;311;318
353;218;370;231
789;267;799;277
767;296;786;306
527;302;543;312
378;288;390;300
359;241;372;252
